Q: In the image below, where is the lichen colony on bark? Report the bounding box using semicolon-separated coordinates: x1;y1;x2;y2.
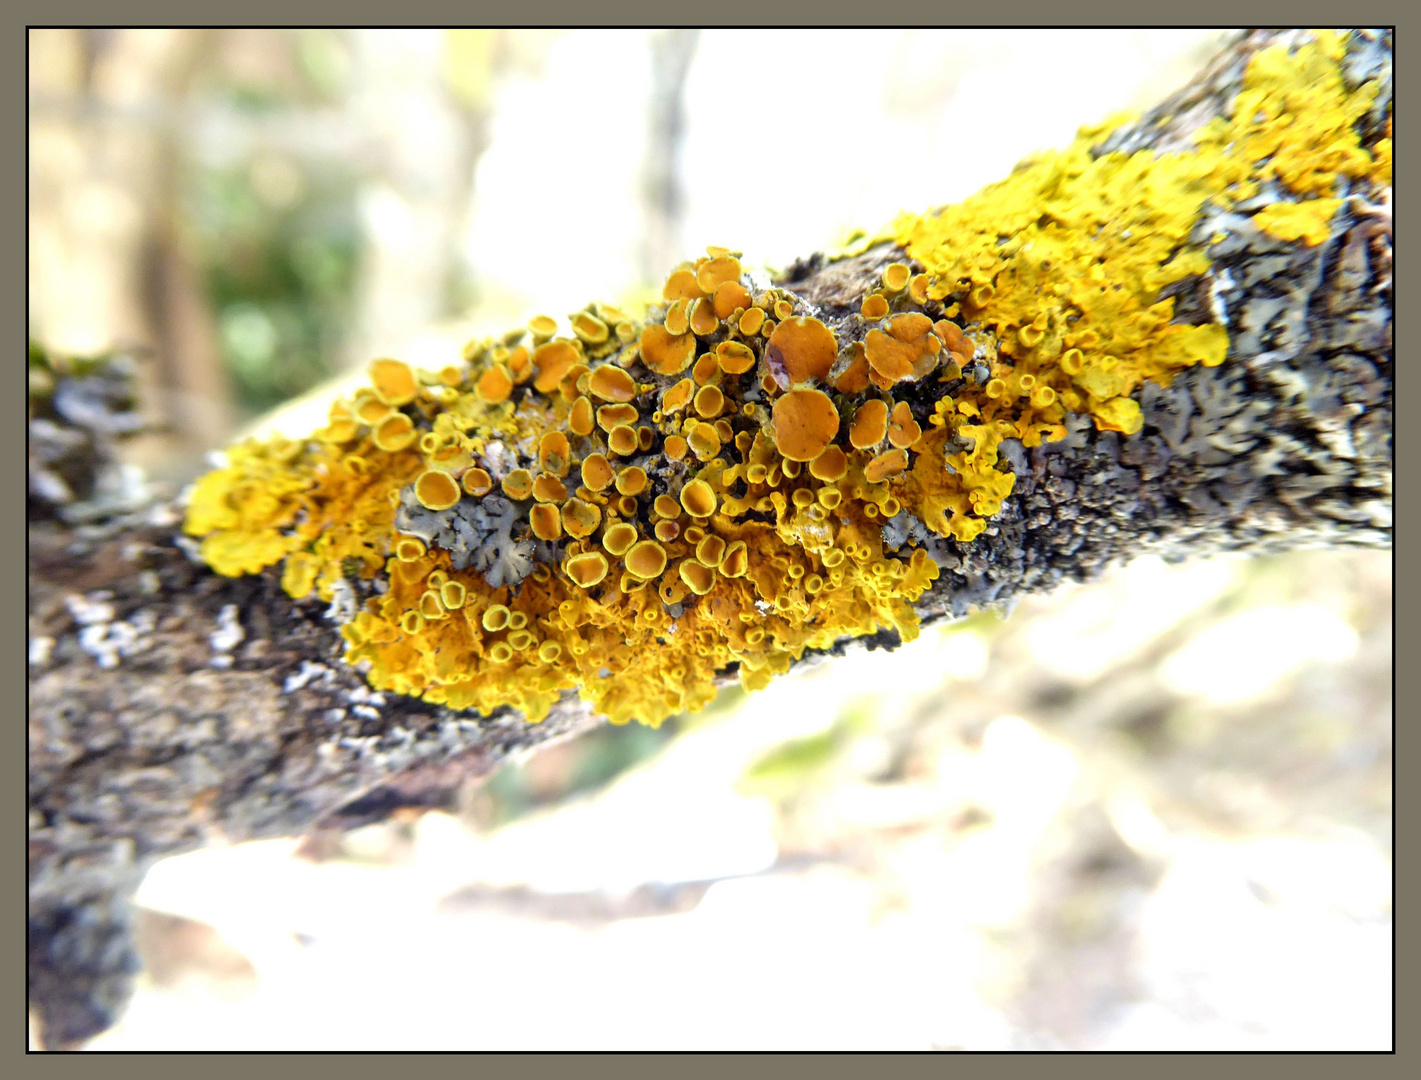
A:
28;29;1390;1047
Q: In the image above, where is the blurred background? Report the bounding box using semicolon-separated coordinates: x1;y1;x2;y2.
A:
29;29;1391;1050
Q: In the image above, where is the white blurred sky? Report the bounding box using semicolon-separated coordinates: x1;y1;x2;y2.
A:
456;29;1225;334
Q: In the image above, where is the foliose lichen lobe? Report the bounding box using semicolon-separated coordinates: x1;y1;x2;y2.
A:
183;30;1389;728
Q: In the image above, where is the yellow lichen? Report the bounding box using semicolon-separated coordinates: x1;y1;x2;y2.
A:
182;32;1385;730
886;28;1386;533
1253;197;1344;246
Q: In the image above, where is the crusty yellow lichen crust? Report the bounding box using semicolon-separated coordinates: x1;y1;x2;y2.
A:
184;31;1389;727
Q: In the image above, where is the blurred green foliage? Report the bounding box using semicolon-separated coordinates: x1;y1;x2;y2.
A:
184;30;362;416
188;160;360;415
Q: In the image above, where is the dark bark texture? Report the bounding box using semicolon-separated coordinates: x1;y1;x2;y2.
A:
28;29;1391;1047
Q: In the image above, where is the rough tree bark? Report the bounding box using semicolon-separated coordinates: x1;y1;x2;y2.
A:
28;29;1391;1048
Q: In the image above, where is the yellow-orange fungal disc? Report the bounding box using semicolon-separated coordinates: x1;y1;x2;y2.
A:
653;494;681;519
640;325;697;375
863;329;915;383
395;536;427;562
685;354;715;387
881;262;912;293
662;268;703;301
415;469;462;511
808;445;848;482
539;431;572;476
354;394;393;425
715;341;756;376
791;488;814;509
482;604;511;632
602;522;639;557
572;311;610;345
772;299;794;321
719;540;749;578
908;274;931;306
597;303;632;327
654;519;681;543
696;255;741;294
533;474;568;503
538;640;562;663
772;388;840;462
712;280;753;319
462;467;493;497
832;348;870;396
687;422;720;461
530;503;563;541
566;550;610;589
1031;385;1058;409
662;378;695;413
664;299;691;337
507;345;535;384
531;340;579;393
527;314;559;341
374;413;417;452
860;294;889;320
568;396;595;436
596;403;639;431
581;453;616;492
488;642;514;664
817;487;843;510
437;364;465;387
680;478;717;518
564;364;591;400
615;466;648;496
696;534;726;566
663;435;689;462
625;540;668;580
476;363;514;404
850;399;889;449
933;319;971;359
738;307;765;336
319;417;360;444
864;448;909;482
440;581;467;610
588;365;638;402
501;469;534;501
689;297;720;337
888;402;922;449
679;559;717;595
562;497;602;538
694;385;724;418
370;358;419;406
608;425;638;456
766;317;837;387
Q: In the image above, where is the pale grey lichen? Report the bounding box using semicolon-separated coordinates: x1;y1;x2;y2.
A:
394;488;539;590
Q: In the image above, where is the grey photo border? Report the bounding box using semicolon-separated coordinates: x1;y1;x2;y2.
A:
15;7;1406;1069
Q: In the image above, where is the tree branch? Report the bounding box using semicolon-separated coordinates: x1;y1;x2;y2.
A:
28;28;1391;1047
